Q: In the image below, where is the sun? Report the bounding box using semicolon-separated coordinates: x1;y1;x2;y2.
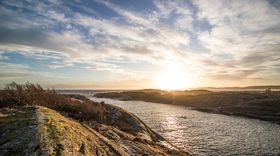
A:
153;65;191;90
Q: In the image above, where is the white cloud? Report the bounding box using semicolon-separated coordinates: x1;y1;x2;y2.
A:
1;0;279;86
95;0;152;27
0;0;192;66
86;62;124;73
193;0;280;80
194;0;280;54
0;62;68;80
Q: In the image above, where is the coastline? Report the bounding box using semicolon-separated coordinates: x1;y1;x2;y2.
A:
0;83;190;155
94;90;280;124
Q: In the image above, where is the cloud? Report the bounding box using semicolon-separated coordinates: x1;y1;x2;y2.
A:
207;69;260;80
85;62;148;79
104;78;154;89
194;0;280;55
0;52;8;61
48;61;74;69
0;0;279;87
86;62;124;73
95;0;152;27
193;0;280;81
0;62;68;80
0;0;193;66
0;62;30;79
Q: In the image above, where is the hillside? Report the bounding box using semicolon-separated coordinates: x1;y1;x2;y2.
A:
0;106;189;156
0;82;189;156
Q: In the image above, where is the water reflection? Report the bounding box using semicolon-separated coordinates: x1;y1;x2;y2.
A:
90;97;280;156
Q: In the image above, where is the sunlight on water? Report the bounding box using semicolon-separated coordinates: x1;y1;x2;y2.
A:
90;97;280;156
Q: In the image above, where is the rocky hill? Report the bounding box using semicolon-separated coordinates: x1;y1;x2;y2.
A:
0;105;189;156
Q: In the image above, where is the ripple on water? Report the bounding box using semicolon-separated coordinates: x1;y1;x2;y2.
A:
90;97;280;156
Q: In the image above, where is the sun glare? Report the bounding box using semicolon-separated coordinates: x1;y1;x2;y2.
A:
154;65;191;90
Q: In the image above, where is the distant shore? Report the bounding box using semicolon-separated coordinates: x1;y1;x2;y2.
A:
94;89;280;124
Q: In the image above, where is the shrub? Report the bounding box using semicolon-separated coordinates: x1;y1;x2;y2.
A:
0;82;106;122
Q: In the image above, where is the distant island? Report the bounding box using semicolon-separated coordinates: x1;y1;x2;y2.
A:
94;89;280;124
200;85;280;90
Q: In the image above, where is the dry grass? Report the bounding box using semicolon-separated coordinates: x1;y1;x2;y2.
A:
0;82;105;121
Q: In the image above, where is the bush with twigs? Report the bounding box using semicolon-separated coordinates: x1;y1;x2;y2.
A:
0;82;106;121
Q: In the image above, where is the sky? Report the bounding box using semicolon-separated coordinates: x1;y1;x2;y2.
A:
0;0;280;89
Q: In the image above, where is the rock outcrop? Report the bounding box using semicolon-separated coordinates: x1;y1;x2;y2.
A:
0;106;189;156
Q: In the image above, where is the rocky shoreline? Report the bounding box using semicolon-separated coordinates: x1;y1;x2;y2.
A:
94;90;280;124
0;83;190;155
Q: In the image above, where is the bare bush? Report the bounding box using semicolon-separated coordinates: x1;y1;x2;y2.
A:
0;82;106;122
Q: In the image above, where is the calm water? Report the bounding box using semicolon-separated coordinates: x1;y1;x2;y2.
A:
90;97;280;156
